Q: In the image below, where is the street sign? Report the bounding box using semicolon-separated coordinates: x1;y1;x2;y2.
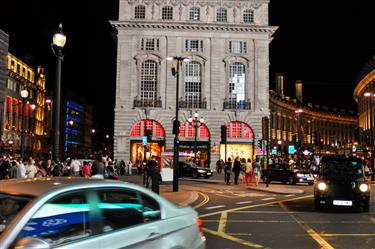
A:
142;136;147;145
288;145;295;154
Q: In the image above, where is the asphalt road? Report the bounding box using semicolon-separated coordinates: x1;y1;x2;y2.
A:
187;182;375;249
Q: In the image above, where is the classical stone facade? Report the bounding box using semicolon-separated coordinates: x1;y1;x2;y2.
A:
111;0;276;168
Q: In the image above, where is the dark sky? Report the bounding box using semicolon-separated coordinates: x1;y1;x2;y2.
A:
1;1;375;134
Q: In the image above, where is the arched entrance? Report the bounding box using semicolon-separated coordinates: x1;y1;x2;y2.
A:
130;119;165;164
178;121;210;167
220;121;254;161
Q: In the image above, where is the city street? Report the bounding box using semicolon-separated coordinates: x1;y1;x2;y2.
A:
124;173;375;249
184;179;375;249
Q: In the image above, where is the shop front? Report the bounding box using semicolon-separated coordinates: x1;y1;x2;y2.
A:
129;119;165;164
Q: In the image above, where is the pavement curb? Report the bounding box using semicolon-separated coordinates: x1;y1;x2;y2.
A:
180;178;222;184
178;191;199;206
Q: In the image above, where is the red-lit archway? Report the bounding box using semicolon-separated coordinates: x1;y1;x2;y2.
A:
129;119;165;165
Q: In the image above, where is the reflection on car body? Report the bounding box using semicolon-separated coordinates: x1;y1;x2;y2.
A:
314;155;371;212
0;178;206;249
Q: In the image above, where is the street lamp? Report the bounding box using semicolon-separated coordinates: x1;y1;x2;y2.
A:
188;111;204;163
364;92;374;181
51;23;66;162
167;55;190;192
20;88;29;158
295;109;303;167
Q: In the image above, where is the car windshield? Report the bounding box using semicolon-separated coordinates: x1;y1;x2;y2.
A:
321;158;364;178
0;194;32;234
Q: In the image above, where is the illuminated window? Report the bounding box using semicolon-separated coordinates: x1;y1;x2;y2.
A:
243;9;254;23
229;63;246;107
141;60;158;103
189;7;200;21
231;122;242;138
216;8;227;22
162;6;173;20
226;122;254;139
185;62;201;108
179;122;209;138
130;120;165;137
134;5;146;19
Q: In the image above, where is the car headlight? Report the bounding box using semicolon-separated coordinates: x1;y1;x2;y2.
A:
296;173;304;177
197;170;205;173
359;183;369;192
318;182;327;191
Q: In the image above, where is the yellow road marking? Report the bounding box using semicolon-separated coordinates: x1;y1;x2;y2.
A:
193;191;210;209
320;234;375;237
218;212;228;233
203;219;374;224
203;228;265;248
278;202;334;249
200;195;313;218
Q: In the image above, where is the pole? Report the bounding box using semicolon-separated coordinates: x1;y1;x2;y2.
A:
20;102;26;158
52;49;62;162
194;122;197;162
173;59;180;192
370;99;375;181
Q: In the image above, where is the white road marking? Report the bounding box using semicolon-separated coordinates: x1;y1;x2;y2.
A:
205;205;225;210
262;197;276;201
236;201;253;205
285;194;295;197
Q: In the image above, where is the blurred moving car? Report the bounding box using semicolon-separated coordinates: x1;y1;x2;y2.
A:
0;178;206;249
314;155;371;212
262;163;314;185
179;161;213;179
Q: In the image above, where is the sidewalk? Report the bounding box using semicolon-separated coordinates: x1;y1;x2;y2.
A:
119;174;199;206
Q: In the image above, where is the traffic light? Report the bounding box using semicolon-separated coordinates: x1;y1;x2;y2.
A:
145;129;152;143
221;125;227;143
257;139;263;148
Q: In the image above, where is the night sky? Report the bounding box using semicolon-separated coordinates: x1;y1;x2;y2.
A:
1;1;375;134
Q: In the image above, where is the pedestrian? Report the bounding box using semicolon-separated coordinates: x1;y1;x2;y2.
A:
216;159;221;174
82;161;92;178
71;157;81;176
137;160;142;174
240;158;246;184
127;161;133;175
91;153;105;178
233;156;241;185
245;158;253;186
253;158;261;186
224;158;232;185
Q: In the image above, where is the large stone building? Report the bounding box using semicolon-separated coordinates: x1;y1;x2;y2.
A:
111;0;277;168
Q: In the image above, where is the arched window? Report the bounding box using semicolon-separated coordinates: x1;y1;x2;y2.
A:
229;63;245;107
134;5;146;19
189;7;200;21
226;122;254;139
141;60;158;104
162;6;173;20
178;122;210;139
243;9;254;23
130;119;165;138
216;8;227;22
185;62;201;108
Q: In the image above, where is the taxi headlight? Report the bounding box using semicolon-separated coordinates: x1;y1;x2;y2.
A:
197;170;205;173
296;173;304;177
359;183;369;192
318;182;327;191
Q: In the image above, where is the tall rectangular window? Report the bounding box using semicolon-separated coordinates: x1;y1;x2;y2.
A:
141;60;158;104
185;62;201;108
229;41;247;53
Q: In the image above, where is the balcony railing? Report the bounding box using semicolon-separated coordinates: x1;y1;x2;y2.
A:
178;100;207;109
133;98;162;108
223;100;251;110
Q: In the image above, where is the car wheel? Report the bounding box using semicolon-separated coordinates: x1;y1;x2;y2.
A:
288;176;295;185
192;172;198;178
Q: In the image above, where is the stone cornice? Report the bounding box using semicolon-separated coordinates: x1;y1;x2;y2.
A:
270;96;357;124
111;21;277;36
126;0;268;9
353;68;375;103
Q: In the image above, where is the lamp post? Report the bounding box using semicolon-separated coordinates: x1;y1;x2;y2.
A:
188;111;204;163
51;23;66;162
295;109;303;167
364;92;374;181
167;55;190;192
20;88;29;158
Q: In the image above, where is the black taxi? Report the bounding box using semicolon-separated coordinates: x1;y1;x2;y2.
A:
314;155;371;212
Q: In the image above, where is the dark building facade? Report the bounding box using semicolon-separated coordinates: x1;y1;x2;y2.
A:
0;29;9;153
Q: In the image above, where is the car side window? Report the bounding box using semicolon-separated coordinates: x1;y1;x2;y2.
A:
141;193;161;222
18;191;91;247
97;189;144;232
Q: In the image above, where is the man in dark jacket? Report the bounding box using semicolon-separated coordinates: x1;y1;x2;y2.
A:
91;154;105;177
232;157;242;184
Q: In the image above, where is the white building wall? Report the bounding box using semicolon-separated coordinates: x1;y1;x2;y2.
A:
113;0;276;168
